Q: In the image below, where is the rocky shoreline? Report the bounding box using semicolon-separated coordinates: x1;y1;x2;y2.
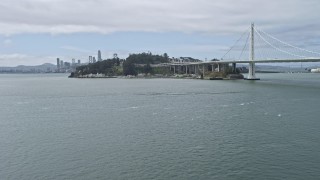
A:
69;73;244;80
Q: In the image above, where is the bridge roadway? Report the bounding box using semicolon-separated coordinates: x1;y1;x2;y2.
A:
159;58;320;66
157;23;320;79
153;58;320;80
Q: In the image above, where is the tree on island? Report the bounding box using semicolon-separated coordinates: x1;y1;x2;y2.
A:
163;53;169;61
74;57;122;76
144;63;152;74
123;52;170;75
123;61;137;76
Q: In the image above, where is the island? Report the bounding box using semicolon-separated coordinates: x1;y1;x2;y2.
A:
69;52;244;80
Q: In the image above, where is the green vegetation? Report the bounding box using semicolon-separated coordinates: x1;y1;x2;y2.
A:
71;52;170;77
72;58;122;77
123;52;170;75
69;52;242;79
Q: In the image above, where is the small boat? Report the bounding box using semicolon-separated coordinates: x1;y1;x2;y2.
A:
310;68;320;73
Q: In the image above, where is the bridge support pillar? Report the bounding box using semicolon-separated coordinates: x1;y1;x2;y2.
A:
232;63;236;73
198;65;200;75
247;62;260;80
246;23;260;80
185;65;188;74
202;65;205;77
217;64;220;72
173;66;176;74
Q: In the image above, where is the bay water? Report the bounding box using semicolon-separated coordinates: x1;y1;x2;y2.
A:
1;73;320;179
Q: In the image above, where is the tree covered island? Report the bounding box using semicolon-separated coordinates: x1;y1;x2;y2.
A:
70;52;173;78
69;52;244;79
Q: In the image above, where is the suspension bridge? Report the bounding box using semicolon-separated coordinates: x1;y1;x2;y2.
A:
166;23;320;80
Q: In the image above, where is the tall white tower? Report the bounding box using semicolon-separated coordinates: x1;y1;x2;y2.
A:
247;23;259;80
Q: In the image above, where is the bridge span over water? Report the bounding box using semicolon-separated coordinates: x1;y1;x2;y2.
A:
161;23;320;79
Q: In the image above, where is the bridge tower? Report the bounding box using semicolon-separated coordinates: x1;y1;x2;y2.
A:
247;23;260;80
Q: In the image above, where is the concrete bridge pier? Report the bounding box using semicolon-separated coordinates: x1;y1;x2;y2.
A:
221;64;226;72
202;65;205;77
178;65;182;74
232;63;236;73
197;64;200;75
247;62;260;80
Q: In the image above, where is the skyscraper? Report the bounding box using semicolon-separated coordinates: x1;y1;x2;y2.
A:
98;50;102;61
89;56;92;63
72;58;75;65
93;57;96;63
57;58;60;70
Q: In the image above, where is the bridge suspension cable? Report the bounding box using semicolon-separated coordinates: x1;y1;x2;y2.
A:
220;24;320;62
254;28;307;58
256;28;320;57
221;28;250;60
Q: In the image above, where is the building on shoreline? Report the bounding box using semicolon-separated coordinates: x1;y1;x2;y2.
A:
56;57;82;73
169;57;202;63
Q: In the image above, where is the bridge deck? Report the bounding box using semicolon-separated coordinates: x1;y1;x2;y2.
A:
165;58;320;66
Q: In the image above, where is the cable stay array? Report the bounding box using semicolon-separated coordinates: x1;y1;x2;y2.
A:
221;25;320;62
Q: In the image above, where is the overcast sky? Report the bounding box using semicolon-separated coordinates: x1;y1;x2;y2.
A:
0;0;320;66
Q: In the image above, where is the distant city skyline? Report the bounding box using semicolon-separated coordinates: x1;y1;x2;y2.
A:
1;0;320;66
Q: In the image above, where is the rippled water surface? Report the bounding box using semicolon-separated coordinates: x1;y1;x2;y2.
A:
1;73;320;179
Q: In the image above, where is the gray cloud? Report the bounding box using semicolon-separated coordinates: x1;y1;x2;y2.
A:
1;0;320;66
0;0;319;36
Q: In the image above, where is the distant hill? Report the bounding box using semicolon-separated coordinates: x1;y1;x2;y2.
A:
237;64;311;73
0;63;57;73
256;65;312;73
